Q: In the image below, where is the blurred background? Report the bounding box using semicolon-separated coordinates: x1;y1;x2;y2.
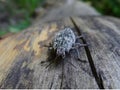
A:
0;0;120;37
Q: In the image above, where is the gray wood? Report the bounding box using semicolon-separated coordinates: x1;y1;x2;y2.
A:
1;16;120;89
0;18;98;89
34;0;99;24
1;0;120;89
72;16;120;89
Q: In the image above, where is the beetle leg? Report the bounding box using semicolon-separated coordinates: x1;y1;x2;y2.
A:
76;35;84;39
43;44;51;47
43;44;53;50
66;60;77;69
75;43;88;47
61;51;65;59
75;48;87;63
46;55;59;68
71;46;87;63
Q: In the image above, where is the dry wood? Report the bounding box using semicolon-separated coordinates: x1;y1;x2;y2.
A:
0;18;99;89
72;16;120;89
1;16;120;89
1;0;120;89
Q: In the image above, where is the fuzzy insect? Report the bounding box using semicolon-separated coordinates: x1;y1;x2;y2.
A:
45;27;87;61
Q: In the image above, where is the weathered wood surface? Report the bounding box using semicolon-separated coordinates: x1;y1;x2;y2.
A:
34;0;99;24
0;18;98;89
72;16;120;89
0;16;120;89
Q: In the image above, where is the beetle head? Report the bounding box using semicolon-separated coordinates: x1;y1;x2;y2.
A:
56;47;65;58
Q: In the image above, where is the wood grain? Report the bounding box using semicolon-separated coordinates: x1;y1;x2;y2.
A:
72;16;120;89
0;18;98;89
0;16;120;89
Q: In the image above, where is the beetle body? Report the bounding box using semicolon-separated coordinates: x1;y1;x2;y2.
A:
52;27;76;58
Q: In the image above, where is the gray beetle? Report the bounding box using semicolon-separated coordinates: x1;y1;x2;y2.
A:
45;27;87;61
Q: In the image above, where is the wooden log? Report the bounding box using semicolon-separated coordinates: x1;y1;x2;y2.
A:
0;16;120;89
34;0;99;24
72;16;120;89
0;18;98;89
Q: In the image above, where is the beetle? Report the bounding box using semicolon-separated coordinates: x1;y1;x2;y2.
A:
44;27;87;62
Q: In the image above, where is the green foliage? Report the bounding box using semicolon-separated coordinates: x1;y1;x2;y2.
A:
82;0;120;17
9;20;31;33
3;0;45;18
0;31;7;36
11;0;44;15
1;0;120;36
0;0;45;36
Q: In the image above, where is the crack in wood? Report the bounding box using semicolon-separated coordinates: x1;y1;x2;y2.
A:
70;17;104;89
